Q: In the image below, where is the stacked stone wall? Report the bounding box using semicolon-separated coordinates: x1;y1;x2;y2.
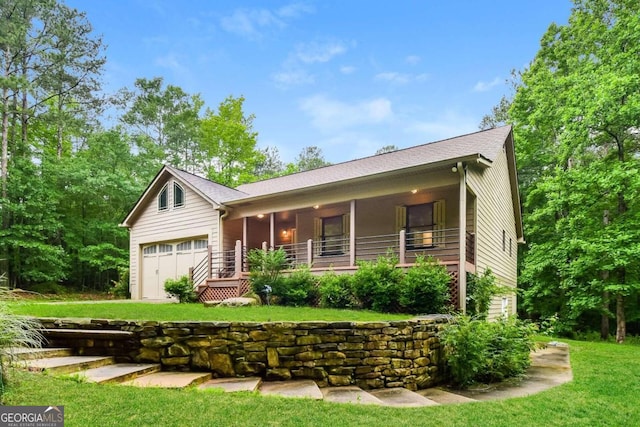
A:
37;316;448;390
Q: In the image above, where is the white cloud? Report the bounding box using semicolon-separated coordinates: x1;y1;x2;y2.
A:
272;39;351;88
473;77;502;92
405;55;421;65
299;94;393;131
220;9;282;40
405;111;478;142
374;72;429;85
340;65;356;74
295;41;348;64
220;3;314;40
155;53;190;76
277;2;315;18
272;69;315;87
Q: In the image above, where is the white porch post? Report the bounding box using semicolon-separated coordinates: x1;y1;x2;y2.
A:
234;240;242;278
458;162;467;313
350;199;356;267
270;213;275;249
399;230;406;265
307;239;313;266
242;217;248;249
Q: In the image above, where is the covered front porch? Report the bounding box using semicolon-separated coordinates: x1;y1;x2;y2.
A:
194;172;477;309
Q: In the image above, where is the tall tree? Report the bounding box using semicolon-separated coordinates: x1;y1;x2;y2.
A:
375;145;399;155
511;0;640;342
295;146;330;171
200;95;262;187
120;77;203;173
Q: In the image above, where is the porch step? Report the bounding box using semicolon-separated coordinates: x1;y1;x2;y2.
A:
199;377;262;393
122;371;212;388
18;355;115;374
6;347;74;361
76;363;161;384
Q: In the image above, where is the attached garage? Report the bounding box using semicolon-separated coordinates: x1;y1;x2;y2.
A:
121;166;246;300
140;238;208;299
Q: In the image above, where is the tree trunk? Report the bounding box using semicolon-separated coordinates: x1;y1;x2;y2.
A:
601;290;610;340
600;211;610;340
1;50;11;201
616;293;625;344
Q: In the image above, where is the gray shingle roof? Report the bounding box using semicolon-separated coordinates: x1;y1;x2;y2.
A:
231;126;511;201
166;166;248;203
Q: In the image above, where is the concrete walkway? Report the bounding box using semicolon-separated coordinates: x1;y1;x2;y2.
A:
197;342;572;407
13;342;571;407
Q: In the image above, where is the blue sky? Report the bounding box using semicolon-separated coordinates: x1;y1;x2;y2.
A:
66;0;572;164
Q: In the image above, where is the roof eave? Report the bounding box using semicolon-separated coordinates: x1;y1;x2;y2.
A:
224;153;491;206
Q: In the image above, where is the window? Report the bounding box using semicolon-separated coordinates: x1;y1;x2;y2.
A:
509;238;512;257
502;230;506;251
158;243;173;253
406;203;434;249
194;239;208;250
173;182;185;208
143;245;157;255
176;241;191;252
158;185;168;211
322;215;344;255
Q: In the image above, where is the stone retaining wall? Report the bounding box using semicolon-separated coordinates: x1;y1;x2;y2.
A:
37;316;448;390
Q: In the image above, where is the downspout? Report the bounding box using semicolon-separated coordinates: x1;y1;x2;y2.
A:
457;161;467;314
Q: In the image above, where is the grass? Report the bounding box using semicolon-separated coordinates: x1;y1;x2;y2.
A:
1;339;638;426
7;302;413;322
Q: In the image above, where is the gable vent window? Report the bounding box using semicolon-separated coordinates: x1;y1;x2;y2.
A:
502;230;506;252
173;182;185;208
158;185;168;211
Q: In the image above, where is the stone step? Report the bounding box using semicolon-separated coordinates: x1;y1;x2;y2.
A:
258;380;323;400
199;377;262;393
6;347;74;361
18;355;115;374
320;386;384;405
418;387;478;404
368;387;440;407
122;371;212;388
43;328;134;340
77;363;161;384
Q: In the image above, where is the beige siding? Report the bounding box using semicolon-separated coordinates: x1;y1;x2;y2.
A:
467;147;518;318
129;177;218;299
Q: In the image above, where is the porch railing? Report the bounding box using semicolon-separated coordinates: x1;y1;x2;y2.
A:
192;227;476;287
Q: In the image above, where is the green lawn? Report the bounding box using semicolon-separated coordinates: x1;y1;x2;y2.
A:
8;302;413;322
2;339;639;426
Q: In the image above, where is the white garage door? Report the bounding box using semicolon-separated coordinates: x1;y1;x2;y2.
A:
141;238;208;299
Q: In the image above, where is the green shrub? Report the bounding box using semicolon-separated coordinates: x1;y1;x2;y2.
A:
318;272;356;309
466;269;510;319
399;256;451;314
247;248;288;304
352;252;404;312
164;275;197;303
484;316;537;381
109;267;130;299
440;315;536;387
275;266;319;307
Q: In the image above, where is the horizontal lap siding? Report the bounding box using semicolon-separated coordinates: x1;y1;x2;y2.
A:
129;179;219;299
467;148;518;318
